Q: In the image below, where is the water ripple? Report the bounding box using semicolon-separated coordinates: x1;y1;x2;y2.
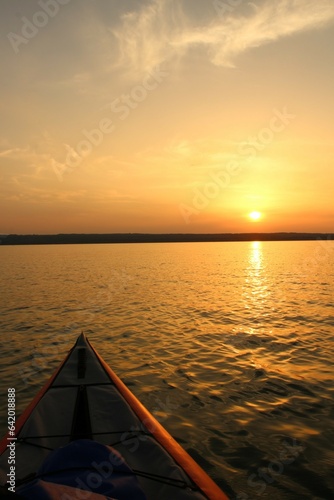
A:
0;241;333;498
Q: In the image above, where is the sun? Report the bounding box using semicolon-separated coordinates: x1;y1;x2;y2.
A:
248;211;262;221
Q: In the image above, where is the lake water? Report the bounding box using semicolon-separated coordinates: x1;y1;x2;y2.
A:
0;240;334;499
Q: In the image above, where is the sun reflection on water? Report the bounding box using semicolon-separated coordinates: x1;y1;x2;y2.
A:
249;240;263;268
242;241;270;318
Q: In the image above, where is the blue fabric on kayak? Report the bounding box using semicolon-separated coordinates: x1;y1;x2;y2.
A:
17;439;147;499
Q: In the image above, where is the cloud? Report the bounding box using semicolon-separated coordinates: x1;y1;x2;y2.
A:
0;148;32;159
204;0;334;67
112;0;188;76
0;147;50;175
112;0;334;75
0;140;71;191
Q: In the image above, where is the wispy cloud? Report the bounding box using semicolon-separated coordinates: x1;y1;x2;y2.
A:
112;0;188;76
112;0;334;75
0;148;30;158
0;146;51;177
202;0;334;67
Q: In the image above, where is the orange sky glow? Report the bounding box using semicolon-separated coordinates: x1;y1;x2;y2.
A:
1;0;334;234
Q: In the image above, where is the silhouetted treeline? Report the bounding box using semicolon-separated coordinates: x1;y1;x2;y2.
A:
0;233;333;245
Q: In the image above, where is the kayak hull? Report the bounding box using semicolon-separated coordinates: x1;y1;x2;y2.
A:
0;333;228;499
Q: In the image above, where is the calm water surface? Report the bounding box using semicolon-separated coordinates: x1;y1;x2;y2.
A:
0;241;334;499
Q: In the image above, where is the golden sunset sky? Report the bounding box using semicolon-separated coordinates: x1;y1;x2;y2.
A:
1;0;334;234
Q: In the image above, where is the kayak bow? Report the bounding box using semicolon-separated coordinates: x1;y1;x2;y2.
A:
0;333;229;499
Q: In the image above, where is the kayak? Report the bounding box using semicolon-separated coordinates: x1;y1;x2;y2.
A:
0;333;229;499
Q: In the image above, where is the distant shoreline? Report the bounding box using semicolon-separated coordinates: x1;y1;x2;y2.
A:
0;233;333;245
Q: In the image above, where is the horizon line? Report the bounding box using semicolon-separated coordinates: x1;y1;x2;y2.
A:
1;232;333;246
1;231;333;236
